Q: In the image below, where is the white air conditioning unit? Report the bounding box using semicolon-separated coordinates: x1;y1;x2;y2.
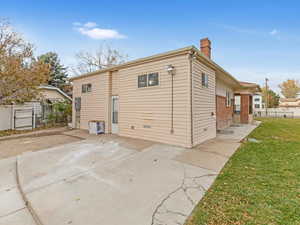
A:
88;120;105;135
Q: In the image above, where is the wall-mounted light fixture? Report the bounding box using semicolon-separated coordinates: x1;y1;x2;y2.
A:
166;65;175;75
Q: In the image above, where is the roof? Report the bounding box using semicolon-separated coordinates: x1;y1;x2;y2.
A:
69;45;258;90
38;85;72;101
239;81;261;90
280;98;300;102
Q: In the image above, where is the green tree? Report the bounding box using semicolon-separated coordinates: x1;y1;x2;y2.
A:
47;101;72;124
261;87;280;108
38;52;68;88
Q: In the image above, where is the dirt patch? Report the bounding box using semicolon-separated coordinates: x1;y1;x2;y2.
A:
0;134;82;159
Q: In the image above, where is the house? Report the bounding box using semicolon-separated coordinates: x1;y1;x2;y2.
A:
279;98;300;107
252;93;265;111
0;85;72;131
38;85;72;103
70;38;260;148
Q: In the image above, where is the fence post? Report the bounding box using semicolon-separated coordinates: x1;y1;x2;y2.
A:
32;108;35;129
14;110;16;129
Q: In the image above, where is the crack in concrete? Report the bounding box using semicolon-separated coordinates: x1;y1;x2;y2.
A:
151;169;217;225
0;207;26;219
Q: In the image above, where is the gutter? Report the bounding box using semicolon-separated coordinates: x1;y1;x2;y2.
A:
69;46;194;82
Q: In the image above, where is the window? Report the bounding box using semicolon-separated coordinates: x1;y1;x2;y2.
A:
201;73;209;87
75;97;81;111
138;73;159;88
234;95;241;114
82;83;92;93
86;84;92;92
148;73;159;86
255;104;260;108
138;75;147;88
226;91;231;107
254;98;260;102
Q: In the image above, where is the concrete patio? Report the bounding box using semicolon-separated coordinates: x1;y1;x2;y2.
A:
0;123;259;225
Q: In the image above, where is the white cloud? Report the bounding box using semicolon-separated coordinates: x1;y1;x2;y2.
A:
270;29;278;36
73;22;126;40
84;22;97;28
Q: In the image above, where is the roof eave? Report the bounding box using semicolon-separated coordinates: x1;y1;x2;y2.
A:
69;46;194;81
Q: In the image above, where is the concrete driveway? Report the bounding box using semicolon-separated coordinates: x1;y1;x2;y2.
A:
0;123;258;225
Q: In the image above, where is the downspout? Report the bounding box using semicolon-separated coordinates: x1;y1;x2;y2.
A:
171;71;174;134
167;65;175;134
189;51;195;147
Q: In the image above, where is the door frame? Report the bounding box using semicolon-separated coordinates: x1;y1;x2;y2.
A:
111;96;119;134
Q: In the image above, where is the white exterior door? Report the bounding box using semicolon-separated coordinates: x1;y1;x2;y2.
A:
111;96;119;134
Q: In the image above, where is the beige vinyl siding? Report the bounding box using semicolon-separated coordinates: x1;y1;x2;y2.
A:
111;71;119;96
41;89;66;101
192;58;216;146
72;72;110;131
118;54;191;148
216;79;234;97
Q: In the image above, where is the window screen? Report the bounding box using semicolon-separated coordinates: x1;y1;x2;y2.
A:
86;84;92;92
82;84;92;93
148;73;159;86
138;75;147;88
82;84;87;93
201;73;208;87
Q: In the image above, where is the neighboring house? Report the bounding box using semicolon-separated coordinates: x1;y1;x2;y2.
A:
0;85;72;131
233;82;260;124
26;85;72;120
70;38;260;148
38;85;72;103
279;98;300;107
252;93;265;111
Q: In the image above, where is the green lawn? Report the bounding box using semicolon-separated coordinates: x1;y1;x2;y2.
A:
186;118;300;225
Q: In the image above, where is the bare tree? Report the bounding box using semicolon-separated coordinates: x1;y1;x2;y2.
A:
72;44;127;75
0;19;50;105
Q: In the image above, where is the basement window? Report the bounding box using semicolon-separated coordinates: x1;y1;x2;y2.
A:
201;73;209;88
82;83;92;93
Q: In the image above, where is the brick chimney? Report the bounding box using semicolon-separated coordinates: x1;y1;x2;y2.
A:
200;38;211;59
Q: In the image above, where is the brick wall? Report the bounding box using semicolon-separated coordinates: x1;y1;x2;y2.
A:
216;95;233;130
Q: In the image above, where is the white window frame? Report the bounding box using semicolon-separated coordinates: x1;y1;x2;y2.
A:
138;73;159;88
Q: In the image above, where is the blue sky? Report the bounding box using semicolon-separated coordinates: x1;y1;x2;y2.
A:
1;0;300;93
